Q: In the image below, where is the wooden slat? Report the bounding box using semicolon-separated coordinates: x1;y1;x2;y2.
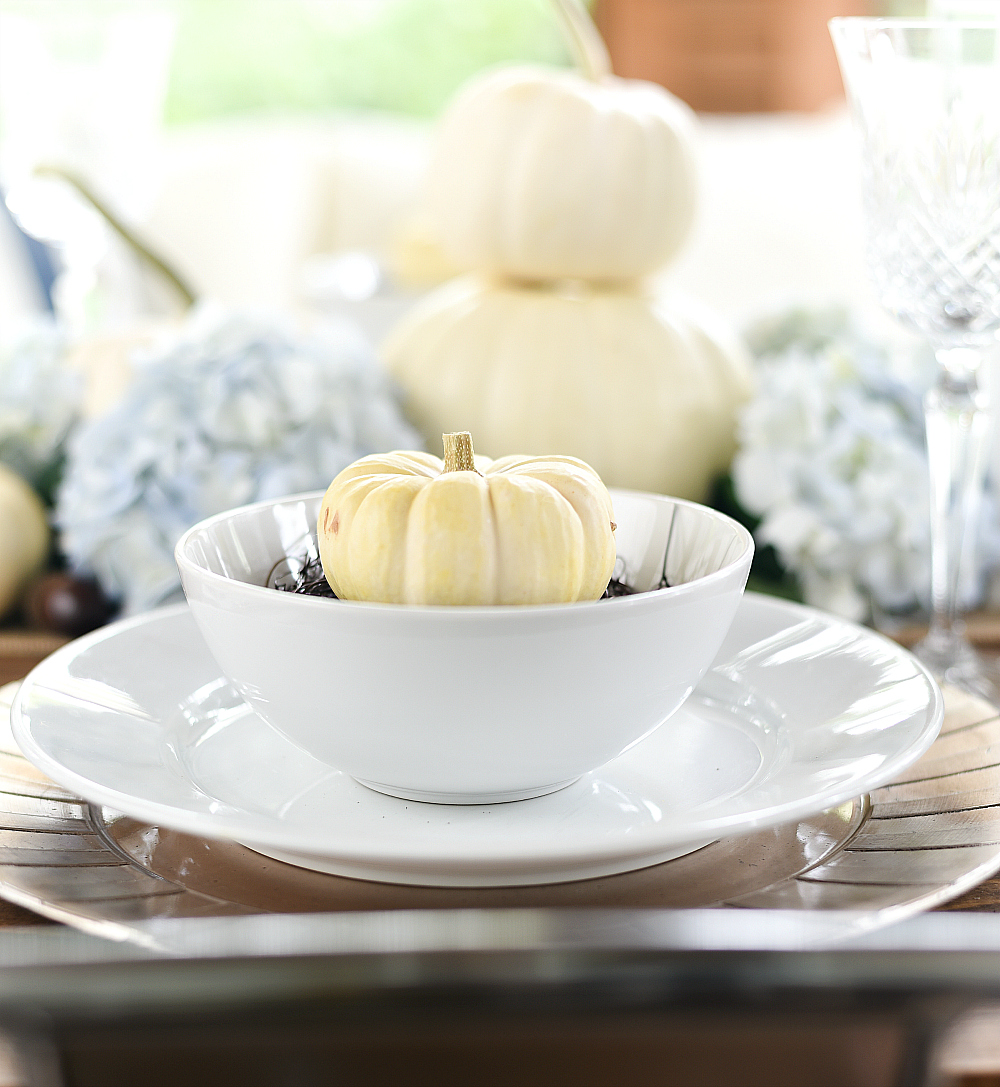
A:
937;686;1000;734
890;610;1000;650
849;809;1000;851
802;844;1000;885
0;631;68;687
873;766;1000;805
0;863;182;902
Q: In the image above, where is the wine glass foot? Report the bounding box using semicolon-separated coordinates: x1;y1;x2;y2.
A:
911;628;1000;707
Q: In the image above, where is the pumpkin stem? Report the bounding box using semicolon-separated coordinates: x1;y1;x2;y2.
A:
442;432;479;474
551;0;612;82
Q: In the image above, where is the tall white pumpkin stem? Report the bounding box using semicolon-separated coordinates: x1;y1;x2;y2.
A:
552;0;612;82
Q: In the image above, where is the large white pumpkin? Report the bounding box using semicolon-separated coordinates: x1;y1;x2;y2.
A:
382;276;752;501
422;62;698;284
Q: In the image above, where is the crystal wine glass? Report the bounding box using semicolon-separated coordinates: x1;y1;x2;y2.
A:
830;18;1000;700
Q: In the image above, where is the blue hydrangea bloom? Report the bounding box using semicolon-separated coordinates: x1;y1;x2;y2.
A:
0;318;80;496
56;306;422;613
734;307;1000;620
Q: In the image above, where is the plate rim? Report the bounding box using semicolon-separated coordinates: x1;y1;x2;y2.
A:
9;592;944;880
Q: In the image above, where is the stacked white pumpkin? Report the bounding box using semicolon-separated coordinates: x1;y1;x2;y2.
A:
383;0;752;501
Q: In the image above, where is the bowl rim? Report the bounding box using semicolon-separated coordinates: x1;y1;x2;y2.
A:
174;488;754;619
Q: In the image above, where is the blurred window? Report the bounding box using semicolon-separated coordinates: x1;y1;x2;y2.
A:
162;0;573;124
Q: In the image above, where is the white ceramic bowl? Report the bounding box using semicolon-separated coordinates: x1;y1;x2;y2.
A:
175;489;753;804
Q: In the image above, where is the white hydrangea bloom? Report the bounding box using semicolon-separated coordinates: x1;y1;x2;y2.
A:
56;306;423;614
732;309;999;621
0;318;81;494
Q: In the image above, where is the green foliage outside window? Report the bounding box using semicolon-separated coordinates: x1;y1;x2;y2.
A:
0;0;574;129
164;0;573;123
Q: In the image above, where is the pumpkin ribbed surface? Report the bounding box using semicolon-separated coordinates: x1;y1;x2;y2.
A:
318;447;616;606
423;65;698;283
382;276;753;502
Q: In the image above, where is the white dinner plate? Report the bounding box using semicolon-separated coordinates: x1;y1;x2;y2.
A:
10;593;943;887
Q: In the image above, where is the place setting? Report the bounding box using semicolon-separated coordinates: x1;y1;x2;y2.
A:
2;463;998;943
0;4;999;1080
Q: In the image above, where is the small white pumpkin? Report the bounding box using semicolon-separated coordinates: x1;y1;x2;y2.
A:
318;432;616;606
0;464;50;620
382;276;752;502
422;1;698;283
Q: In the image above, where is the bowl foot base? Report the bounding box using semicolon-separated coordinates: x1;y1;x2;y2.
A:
351;776;581;805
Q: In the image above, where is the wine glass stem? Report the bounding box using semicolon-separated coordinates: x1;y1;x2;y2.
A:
924;348;990;647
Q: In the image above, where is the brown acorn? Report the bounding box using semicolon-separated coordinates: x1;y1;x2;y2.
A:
24;572;117;638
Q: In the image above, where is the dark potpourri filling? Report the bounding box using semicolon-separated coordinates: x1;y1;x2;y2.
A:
270;554;642;599
269;554;337;598
602;576;639;597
